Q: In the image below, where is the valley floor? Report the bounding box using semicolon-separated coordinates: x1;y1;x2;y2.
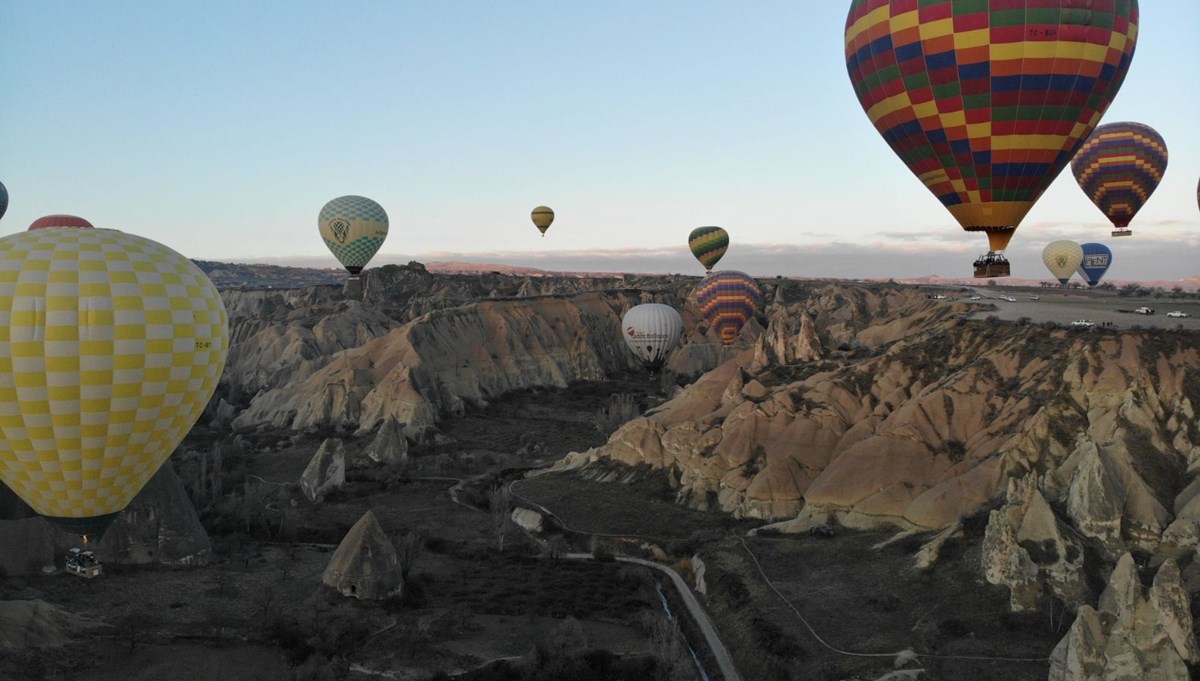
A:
6;374;1066;681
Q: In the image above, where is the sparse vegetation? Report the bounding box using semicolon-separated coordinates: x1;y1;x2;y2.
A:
593;392;641;435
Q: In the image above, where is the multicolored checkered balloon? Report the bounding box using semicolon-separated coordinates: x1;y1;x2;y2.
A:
845;0;1139;261
319;195;389;275
1070;121;1167;236
688;226;729;272
695;271;762;347
0;228;229;538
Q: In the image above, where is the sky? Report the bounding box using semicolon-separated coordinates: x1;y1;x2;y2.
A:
1;1;1197;282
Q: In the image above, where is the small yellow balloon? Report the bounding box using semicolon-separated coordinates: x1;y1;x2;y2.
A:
531;206;554;237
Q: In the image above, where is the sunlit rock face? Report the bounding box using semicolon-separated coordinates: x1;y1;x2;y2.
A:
300;438;346;503
581;298;1200;557
1048;555;1199;681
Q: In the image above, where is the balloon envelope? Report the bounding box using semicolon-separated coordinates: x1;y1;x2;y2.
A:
695;271;761;347
1043;241;1084;285
688;226;729;272
1071;122;1167;235
531;206;554;236
0;181;7;221
318;196;389;275
1076;243;1113;287
29;215;94;230
0;228;229;539
622;304;683;372
844;0;1139;258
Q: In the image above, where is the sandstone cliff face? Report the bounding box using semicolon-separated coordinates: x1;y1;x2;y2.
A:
580;311;1200;560
229;290;718;439
1048;554;1199;681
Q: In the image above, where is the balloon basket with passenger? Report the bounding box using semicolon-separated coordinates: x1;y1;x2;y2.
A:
65;547;102;579
973;253;1010;279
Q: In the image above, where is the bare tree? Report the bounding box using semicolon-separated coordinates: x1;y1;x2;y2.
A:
395;531;425;580
489;485;513;552
255;585;276;621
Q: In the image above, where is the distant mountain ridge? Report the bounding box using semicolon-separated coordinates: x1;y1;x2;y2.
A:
193;259;1200;292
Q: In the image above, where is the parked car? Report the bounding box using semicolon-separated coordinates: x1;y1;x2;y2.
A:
1166;311;1189;318
969;295;982;301
1070;319;1095;328
1133;307;1154;315
1029;296;1040;301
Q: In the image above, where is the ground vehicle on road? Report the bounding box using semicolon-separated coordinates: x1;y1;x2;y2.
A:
1029;296;1040;301
969;295;982;301
1167;311;1189;318
1133;307;1154;315
1070;319;1095;328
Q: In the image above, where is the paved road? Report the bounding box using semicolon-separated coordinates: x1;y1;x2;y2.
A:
513;479;742;681
565;553;742;681
933;286;1200;329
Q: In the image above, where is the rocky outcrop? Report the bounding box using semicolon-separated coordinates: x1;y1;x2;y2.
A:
511;507;544;533
0;465;212;572
0;600;108;649
232;292;704;439
83;464;213;566
357;416;409;468
981;475;1088;611
300;439;346;502
582;316;1200;546
0;518;56;577
1049;554;1199;680
323;511;402;600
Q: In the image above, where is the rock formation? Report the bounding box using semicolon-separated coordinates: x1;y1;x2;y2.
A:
577;313;1200;548
0;600;108;649
1048;554;1199;680
300;438;346;502
322;510;402;600
981;474;1088;611
0;465;212;572
81;464;213;566
357;416;409;468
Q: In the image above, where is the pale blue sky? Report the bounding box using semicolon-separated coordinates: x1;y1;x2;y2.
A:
1;1;1197;280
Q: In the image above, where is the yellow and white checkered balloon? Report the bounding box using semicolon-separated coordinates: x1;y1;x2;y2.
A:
0;228;228;537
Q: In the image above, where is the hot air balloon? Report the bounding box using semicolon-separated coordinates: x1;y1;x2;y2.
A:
844;0;1139;278
531;206;554;237
1071;122;1167;237
29;214;94;230
688;226;729;272
0;181;7;221
1076;243;1113;287
319;196;388;276
1043;241;1084;285
695;271;762;347
0;228;229;541
622;304;683;372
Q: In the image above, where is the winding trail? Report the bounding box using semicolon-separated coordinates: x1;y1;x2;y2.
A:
509;478;742;681
565;553;742;681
